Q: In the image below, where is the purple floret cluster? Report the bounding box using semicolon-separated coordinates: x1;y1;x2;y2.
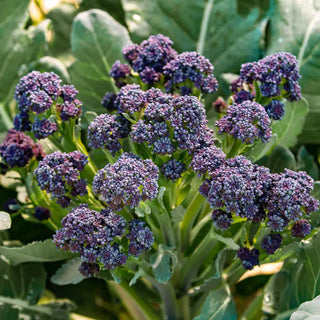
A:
92;153;159;211
216;100;272;144
13;71;82;139
108;34;218;96
87;113;130;155
34;151;88;208
163;51;218;94
161;159;186;181
53;204;154;277
115;84;146;114
0;129;45;168
261;234;282;255
200;156;270;222
190;146;226;175
240;52;302;101
200;155;318;268
126;87;214;155
122;34;177;85
265;169;319;232
237;248;260;270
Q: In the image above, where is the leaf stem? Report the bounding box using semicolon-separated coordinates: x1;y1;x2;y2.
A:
196;0;214;54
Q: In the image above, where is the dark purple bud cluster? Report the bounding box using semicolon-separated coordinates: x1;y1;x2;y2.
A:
127;220;154;256
240;52;302;101
13;71;82;139
200;156;271;222
53;204;154;276
122;34;177;85
190;146;226;176
230;78;255;104
3;199;19;213
291;219;311;238
163;51;218;95
211;209;232;231
216;100;272;144
213;97;227;113
161;159;186;181
0;129;45;168
34;151;88;208
34;206;51;221
101;92;117;112
87;114;130;155
265;169;319;232
237;247;260;270
31;118;57;140
92;153;159;211
264;100;285;120
110;60;131;87
261;234;282;254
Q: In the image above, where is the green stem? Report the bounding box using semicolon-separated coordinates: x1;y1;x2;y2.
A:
179;227;217;292
227;138;243;158
180;192;205;251
156;209;176;247
110;282;159;320
226;260;246;286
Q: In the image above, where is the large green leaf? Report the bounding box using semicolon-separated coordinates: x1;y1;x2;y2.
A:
263;232;320;318
46;3;77;56
0;258;74;320
194;284;237;320
247;99;308;161
80;0;126;26
122;0;270;75
0;0;51;106
70;9;132;113
51;258;85;285
266;0;320;143
0;239;75;265
264;145;296;173
290;295;320;320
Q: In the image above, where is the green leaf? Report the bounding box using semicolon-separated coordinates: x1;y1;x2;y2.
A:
129;268;144;287
265;145;296;173
263;232;320;317
150;245;178;283
0;258;74;319
0;14;51;105
247;100;308;162
135;201;151;217
46;3;77;56
265;0;320;143
157;186;166;210
29;56;71;83
0;240;75;266
212;231;240;251
51;258;85;285
297;147;319;180
70;9;132;113
290;295;320;320
122;0;269;76
171;205;185;223
80;0;126;26
194;284;237;320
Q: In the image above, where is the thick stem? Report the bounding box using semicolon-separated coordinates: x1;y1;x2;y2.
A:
178;227;218;292
110;282;159;320
180;192;206;251
227;138;243;158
